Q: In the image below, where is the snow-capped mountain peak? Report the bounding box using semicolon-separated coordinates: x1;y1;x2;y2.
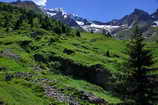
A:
44;8;123;34
44;8;158;35
46;8;67;16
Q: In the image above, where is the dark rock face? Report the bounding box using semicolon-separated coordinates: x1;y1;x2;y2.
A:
58;58;111;86
49;56;111;87
74;16;91;25
0;101;4;105
45;8;93;29
123;9;153;26
11;1;39;10
34;54;111;87
46;9;80;28
107;9;153;27
79;91;108;105
106;19;119;26
53;14;79;27
105;8;158;39
151;9;158;20
92;21;106;25
0;67;6;71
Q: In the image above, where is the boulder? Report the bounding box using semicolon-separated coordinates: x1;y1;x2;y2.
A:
0;67;6;71
79;91;108;105
0;101;4;105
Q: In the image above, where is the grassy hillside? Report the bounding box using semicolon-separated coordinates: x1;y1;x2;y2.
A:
0;29;123;105
0;2;158;105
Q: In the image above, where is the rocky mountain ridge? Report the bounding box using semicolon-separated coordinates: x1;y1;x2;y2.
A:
9;0;158;38
44;8;158;37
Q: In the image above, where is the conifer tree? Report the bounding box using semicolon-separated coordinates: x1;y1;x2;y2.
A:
14;15;23;30
27;10;36;28
61;24;66;33
76;30;81;37
40;16;51;30
122;26;158;105
3;15;13;31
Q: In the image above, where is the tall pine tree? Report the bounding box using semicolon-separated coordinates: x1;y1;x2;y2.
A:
14;15;23;30
3;15;13;31
122;26;158;105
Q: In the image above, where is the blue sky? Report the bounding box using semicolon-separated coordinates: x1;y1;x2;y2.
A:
1;0;158;22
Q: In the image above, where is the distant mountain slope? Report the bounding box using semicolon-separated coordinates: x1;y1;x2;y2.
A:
44;8;123;34
152;9;158;20
11;0;41;12
44;8;80;28
107;9;154;27
44;8;158;38
106;9;158;39
9;1;158;39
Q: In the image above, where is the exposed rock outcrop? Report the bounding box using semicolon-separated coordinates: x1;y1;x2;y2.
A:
50;56;111;87
0;49;20;60
34;54;112;87
0;101;5;105
35;78;108;105
78;91;108;105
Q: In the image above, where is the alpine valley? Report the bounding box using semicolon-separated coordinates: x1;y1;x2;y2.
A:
0;0;158;105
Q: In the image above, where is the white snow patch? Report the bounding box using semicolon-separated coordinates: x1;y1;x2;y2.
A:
32;0;47;6
47;8;66;14
152;21;158;27
81;23;120;33
76;21;85;26
90;24;120;29
47;12;57;17
154;21;158;25
64;15;68;18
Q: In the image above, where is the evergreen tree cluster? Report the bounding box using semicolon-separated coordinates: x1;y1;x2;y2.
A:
0;2;71;35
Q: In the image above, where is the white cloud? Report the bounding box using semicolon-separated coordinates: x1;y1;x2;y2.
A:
32;0;47;6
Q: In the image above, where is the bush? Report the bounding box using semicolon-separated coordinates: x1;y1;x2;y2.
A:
5;73;13;81
76;31;81;37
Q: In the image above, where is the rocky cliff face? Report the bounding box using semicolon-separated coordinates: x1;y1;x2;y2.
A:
12;1;38;9
107;9;153;27
44;8;80;28
152;9;158;20
44;8;123;34
11;1;42;13
106;9;158;39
